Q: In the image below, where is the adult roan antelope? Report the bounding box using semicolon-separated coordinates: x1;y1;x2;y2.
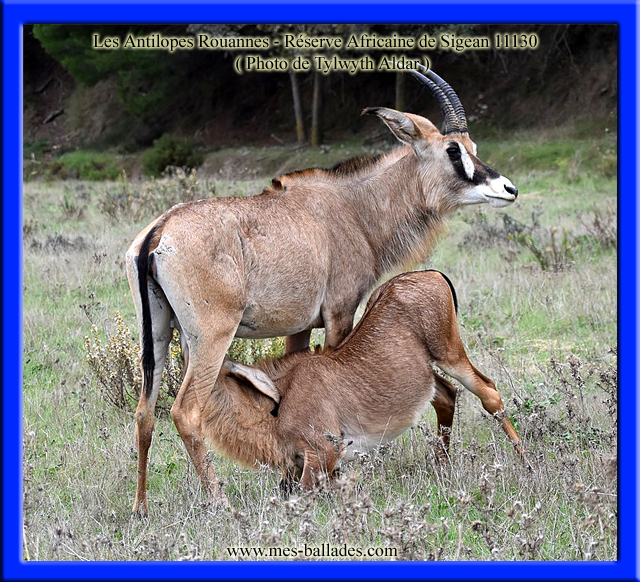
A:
126;67;519;515
198;271;523;490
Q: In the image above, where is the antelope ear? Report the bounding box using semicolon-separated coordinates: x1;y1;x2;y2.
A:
223;360;280;404
362;107;420;145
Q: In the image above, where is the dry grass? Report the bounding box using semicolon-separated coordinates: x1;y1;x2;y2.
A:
22;136;617;561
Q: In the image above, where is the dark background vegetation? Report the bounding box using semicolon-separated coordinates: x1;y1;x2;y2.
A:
25;24;616;163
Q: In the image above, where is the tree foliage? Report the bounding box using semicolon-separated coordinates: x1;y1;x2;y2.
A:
33;24;215;123
28;24;617;149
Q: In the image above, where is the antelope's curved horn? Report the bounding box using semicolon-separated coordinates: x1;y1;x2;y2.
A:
415;64;468;134
407;69;459;135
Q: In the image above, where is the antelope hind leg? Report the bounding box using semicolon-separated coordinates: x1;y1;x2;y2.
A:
155;243;245;502
131;280;173;517
466;362;528;465
321;305;357;349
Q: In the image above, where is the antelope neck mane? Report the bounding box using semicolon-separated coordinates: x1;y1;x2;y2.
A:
254;345;334;382
255;350;316;379
269;147;410;190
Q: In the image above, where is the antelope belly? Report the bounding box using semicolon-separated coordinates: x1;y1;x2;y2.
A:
341;396;434;462
341;430;409;462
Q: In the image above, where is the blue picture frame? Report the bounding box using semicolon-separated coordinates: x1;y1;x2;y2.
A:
5;1;636;579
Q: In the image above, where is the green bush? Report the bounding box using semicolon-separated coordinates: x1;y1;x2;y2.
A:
84;311;183;415
142;134;204;177
53;150;122;180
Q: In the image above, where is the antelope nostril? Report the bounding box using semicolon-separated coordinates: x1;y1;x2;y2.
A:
504;184;518;197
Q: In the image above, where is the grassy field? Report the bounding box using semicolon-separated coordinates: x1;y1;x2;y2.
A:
22;128;617;561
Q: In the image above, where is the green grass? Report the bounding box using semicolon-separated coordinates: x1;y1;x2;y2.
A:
23;151;125;181
55;151;124;181
478;124;617;181
22;129;617;561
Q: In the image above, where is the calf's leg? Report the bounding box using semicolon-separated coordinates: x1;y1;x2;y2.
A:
437;350;524;460
300;444;343;490
431;375;457;460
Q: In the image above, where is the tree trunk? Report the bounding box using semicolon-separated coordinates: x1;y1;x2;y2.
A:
395;71;406;112
289;69;306;144
311;72;323;147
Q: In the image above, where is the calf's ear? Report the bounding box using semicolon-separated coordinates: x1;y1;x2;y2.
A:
223;360;281;404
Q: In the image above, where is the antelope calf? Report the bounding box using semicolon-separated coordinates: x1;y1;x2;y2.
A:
127;67;519;514
202;271;523;490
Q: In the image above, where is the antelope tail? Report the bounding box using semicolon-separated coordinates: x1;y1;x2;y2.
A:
137;226;159;398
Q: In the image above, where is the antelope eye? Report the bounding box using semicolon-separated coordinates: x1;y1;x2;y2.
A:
446;146;461;160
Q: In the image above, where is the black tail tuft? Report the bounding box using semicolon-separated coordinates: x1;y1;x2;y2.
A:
138;226;159;399
426;269;458;314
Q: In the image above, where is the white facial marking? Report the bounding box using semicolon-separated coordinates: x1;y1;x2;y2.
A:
460;175;517;207
457;141;475;181
471;141;478;156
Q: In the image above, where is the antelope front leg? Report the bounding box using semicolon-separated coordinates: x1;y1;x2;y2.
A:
170;366;232;508
285;329;311;354
322;306;356;349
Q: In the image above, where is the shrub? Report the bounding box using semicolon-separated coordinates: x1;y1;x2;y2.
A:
84;311;182;414
594;146;617;179
84;312;285;414
59;193;86;220
459;208;542;248
22;217;40;239
512;349;617;448
142;134;204;177
510;227;574;272
30;234;89;253
227;337;286;365
53;151;122;181
24;138;51;159
460;206;617;272
578;208;617;251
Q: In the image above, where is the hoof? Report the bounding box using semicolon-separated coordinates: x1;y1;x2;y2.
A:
205;479;231;509
132;501;148;518
216;490;231;510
